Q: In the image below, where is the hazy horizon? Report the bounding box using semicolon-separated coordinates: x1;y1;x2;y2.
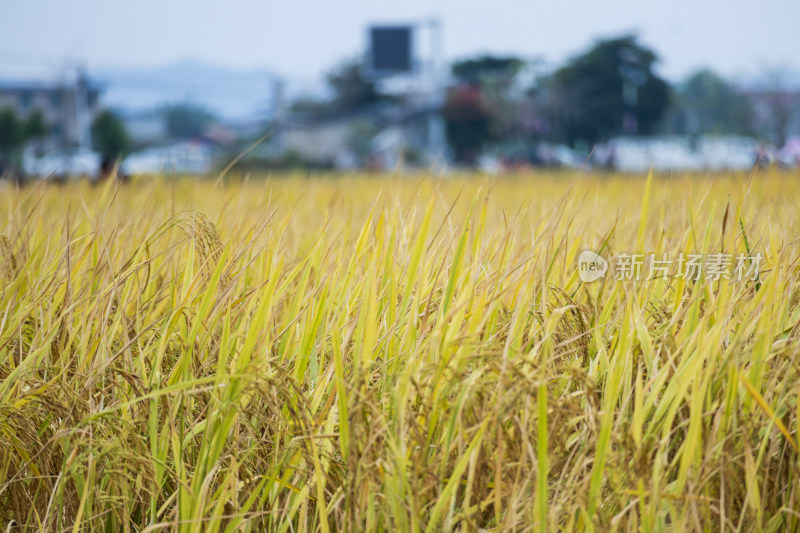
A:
1;0;799;83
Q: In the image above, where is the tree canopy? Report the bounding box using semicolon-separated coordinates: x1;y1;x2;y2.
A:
0;108;24;154
451;56;526;86
326;60;384;113
443;86;492;164
444;56;528;163
290;60;388;119
548;35;670;146
160;102;215;139
91;110;129;160
24;109;49;139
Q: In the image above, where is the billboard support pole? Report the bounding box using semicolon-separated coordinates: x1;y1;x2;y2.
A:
424;18;447;169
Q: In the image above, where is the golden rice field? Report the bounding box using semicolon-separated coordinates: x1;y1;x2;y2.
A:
1;170;800;531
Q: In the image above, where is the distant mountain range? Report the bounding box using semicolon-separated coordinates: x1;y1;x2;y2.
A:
94;60;328;124
2;59;798;124
95;61;797;123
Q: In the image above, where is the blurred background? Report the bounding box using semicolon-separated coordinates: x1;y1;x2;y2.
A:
0;0;799;180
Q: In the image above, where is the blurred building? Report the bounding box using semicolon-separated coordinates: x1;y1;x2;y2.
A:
279;114;355;164
606;135;759;172
0;70;102;149
122;139;215;175
276;102;442;170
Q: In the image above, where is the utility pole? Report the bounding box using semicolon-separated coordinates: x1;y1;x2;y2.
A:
75;65;91;150
270;75;286;152
425;18;447;167
364;20;448;169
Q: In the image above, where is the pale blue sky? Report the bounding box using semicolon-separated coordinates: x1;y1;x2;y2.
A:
1;0;798;81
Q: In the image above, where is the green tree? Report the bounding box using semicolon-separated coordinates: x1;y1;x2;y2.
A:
666;69;754;135
91;110;129;160
0;108;25;174
445;56;527;163
0;108;24;155
24;109;48;139
326;60;384;113
442;86;492;164
24;109;49;157
549;35;670;145
451;56;525;86
290;60;388;118
161;102;214;139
